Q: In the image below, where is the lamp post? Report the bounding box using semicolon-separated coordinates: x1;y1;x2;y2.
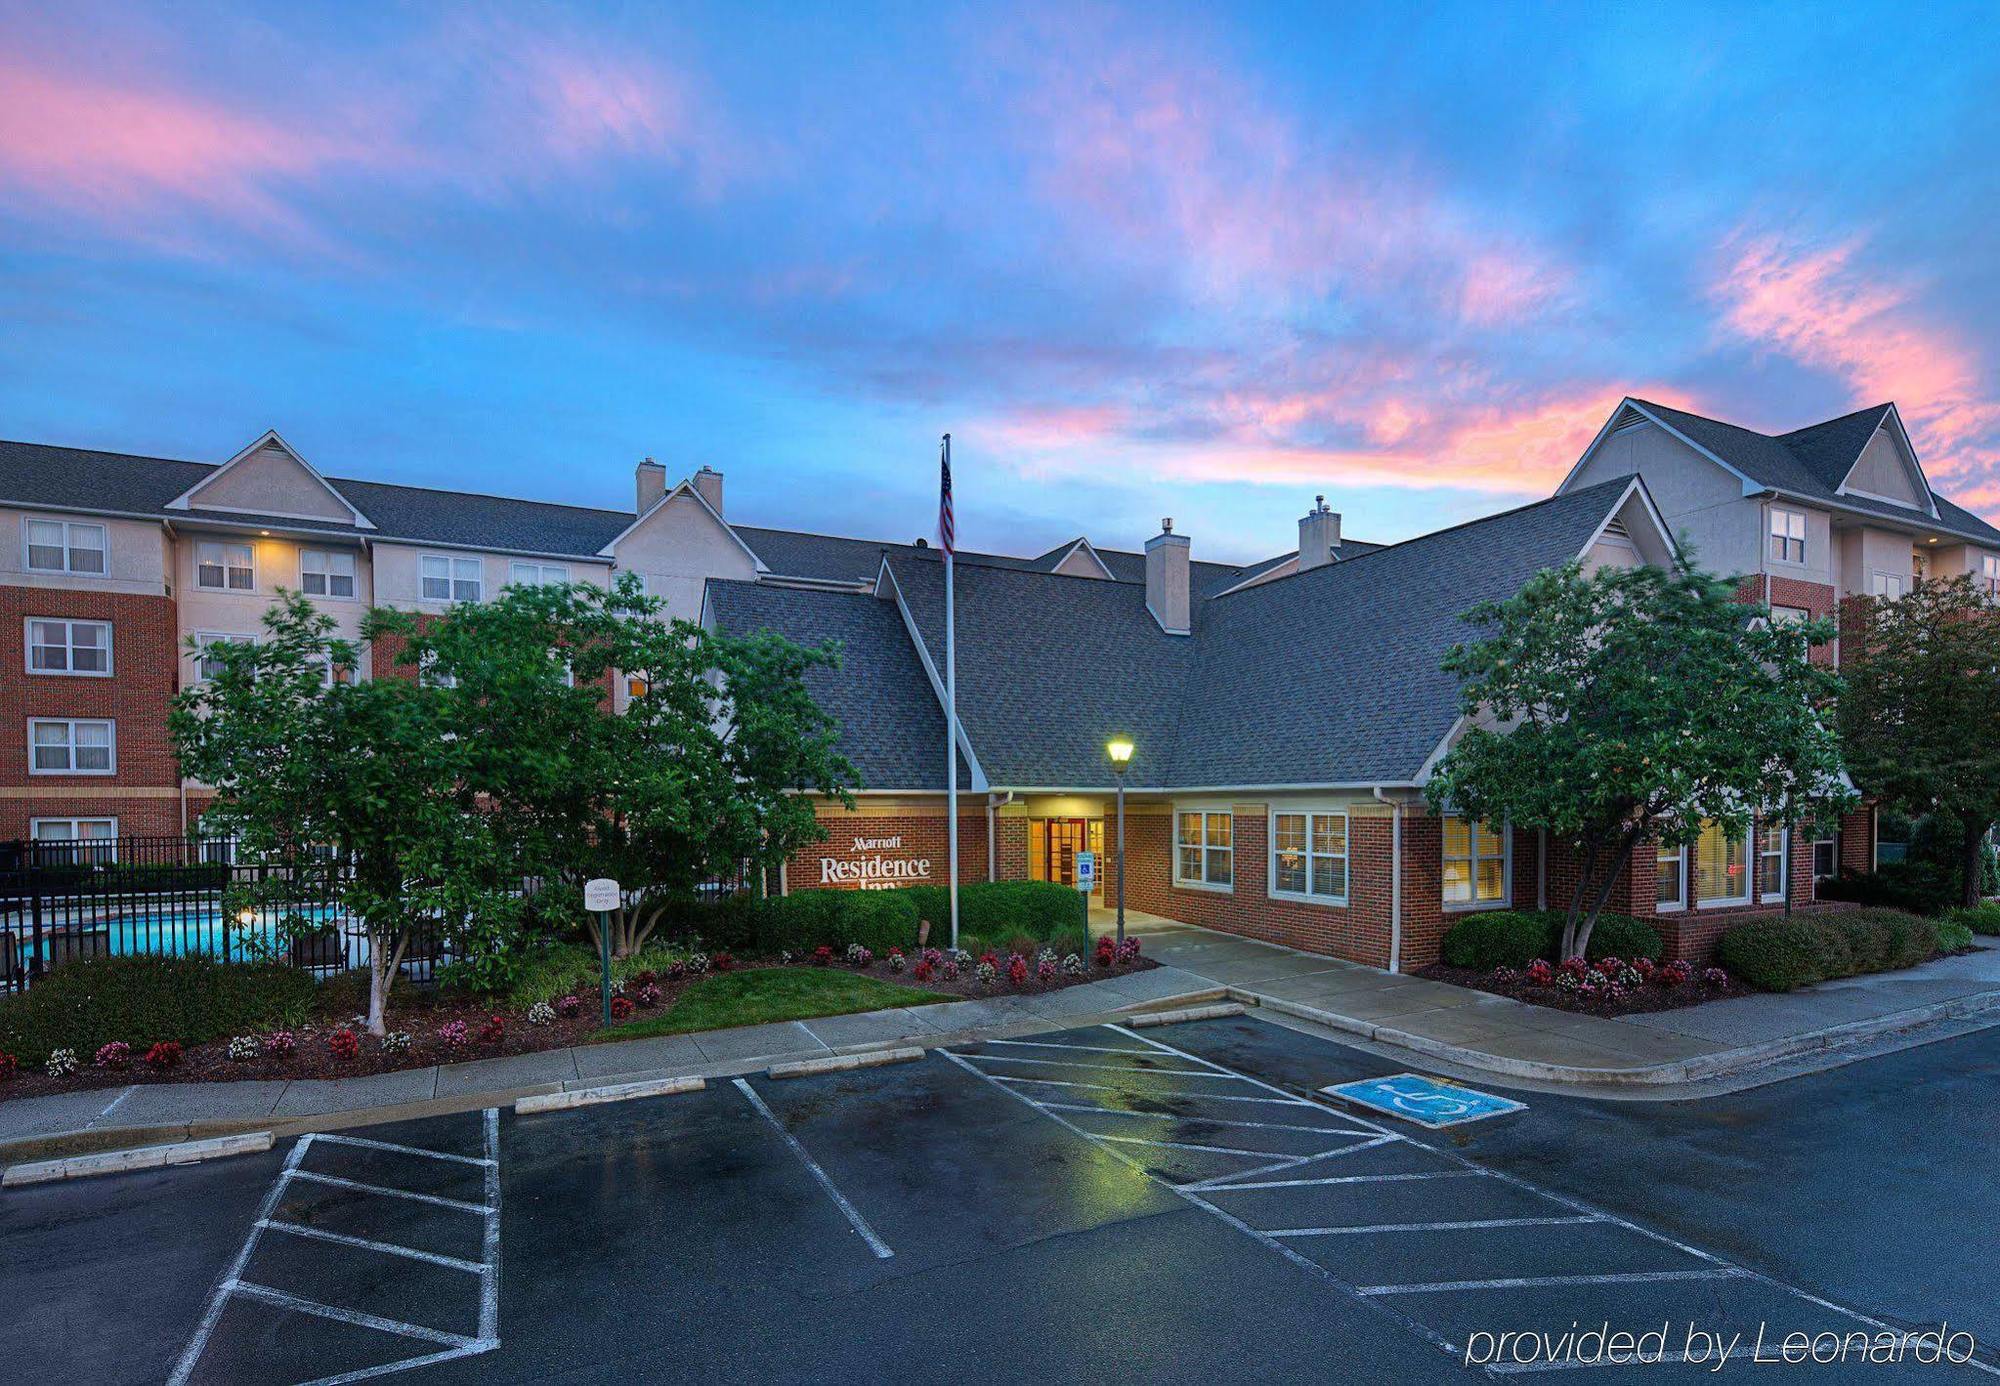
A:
1106;736;1133;945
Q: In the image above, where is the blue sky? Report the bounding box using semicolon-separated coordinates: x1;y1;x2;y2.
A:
2;1;1998;562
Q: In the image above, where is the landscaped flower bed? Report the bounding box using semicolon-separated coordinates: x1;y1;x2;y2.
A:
0;936;1154;1100
1418;954;1750;1016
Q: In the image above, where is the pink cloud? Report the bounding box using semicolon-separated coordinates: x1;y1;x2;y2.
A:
1713;232;2000;484
0;59;381;244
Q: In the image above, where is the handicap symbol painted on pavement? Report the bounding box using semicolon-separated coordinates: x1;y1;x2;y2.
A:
1323;1073;1525;1128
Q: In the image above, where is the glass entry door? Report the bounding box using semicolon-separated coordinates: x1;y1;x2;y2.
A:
1030;818;1104;898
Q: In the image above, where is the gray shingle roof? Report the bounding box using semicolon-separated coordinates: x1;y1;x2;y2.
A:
854;481;1633;790
703;580;970;791
1628;399;2000;546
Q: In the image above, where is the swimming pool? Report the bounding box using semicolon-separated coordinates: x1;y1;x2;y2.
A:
4;902;401;975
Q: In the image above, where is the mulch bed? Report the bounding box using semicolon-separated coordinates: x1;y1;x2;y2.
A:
0;950;1157;1102
1416;963;1753;1017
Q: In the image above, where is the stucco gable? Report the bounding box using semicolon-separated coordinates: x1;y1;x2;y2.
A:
168;430;373;528
598;481;767;575
1839;418;1928;509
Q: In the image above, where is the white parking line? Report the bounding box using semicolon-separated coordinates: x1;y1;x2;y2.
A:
732;1078;892;1260
957;1052;1246;1078
992;1074;1316;1106
168;1111;502;1386
1182;1135;1399;1189
1269;1215;1602;1237
1033;1103;1374;1136
1201;1169;1489;1192
986;1038;1165;1057
1359;1268;1747;1296
1091;1133;1295;1158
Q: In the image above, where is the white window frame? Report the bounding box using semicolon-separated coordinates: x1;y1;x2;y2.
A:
1769;604;1810;625
421;554;483;603
419;650;457;689
1694;820;1752;908
1173;807;1234;892
1768;507;1806;565
1655;837;1687;913
509;560;571;587
25;617;113;677
1813;835;1838;880
298;548;357;599
1268;808;1350;905
192;631;257;683
1441;814;1511;911
24;517;108;576
30;817;119;861
1757;822;1788;904
194;540;256;591
28;718;116;775
1982;554;2000;599
1871;572;1905;600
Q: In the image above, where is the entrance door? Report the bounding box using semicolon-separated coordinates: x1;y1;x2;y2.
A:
1032;818;1104;897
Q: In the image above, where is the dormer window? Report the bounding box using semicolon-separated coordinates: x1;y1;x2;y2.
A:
1768;507;1806;565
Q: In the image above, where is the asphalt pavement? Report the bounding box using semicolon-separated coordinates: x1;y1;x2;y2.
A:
3;1013;1994;1384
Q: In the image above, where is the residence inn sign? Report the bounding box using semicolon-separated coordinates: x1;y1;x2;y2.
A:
820;834;936;888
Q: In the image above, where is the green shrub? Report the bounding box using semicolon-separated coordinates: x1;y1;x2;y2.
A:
1719;910;1943;992
1937;918;1974;952
903;881;1083;939
1816;863;1958;915
1565;912;1665;963
1945;903;2000;936
751;889;922;954
0;956;316;1064
1441;911;1549;969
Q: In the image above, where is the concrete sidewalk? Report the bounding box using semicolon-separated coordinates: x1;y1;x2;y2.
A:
0;964;1209;1154
1123;909;2000;1085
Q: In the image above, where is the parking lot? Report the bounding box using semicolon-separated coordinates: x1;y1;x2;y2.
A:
4;1014;1995;1383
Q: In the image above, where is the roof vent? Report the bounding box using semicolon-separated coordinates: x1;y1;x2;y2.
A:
1602;516;1631;541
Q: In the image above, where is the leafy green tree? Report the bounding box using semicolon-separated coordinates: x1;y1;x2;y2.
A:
170;594;512;1034
1838;574;2000;909
1427;559;1851;958
407;575;859;957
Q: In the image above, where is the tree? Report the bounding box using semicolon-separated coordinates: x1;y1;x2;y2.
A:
407;575;859;957
1426;558;1851;958
1837;574;2000;908
170;593;512;1035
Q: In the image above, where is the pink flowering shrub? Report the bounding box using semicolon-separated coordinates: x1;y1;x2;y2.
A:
554;994;581;1019
437;1019;470;1049
1006;953;1029;987
1655;959;1693;988
1700;966;1730;988
637;983;663;1008
1115;937;1142;964
94;1041;132;1070
265;1029;297;1056
1492;965;1519;983
1036;956;1058;982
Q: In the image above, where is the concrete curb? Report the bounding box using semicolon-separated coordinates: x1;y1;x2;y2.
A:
1232;985;2000;1087
1126;1002;1247;1029
769;1046;925;1079
2;1131;273;1187
516;1075;705;1114
0;985;1228;1172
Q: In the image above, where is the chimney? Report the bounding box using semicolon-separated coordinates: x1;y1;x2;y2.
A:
636;457;666;514
692;465;724;517
1145;517;1191;635
1298;495;1342;572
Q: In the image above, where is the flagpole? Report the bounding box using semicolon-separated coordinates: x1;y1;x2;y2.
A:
942;433;960;953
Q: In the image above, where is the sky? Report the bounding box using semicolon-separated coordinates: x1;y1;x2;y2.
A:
3;1;1999;564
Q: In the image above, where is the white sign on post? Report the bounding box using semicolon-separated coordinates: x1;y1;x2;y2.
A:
1074;851;1095;892
584;878;621;912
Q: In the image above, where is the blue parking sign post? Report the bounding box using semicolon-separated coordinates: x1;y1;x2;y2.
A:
1075;851;1094;956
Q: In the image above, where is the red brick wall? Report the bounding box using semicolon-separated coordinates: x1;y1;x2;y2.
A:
1765;575;1839;666
994;815;1028;883
1839;804;1875;874
1;586;183;840
787;806;990;894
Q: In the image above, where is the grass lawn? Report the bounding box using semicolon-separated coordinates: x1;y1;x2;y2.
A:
594;967;951;1042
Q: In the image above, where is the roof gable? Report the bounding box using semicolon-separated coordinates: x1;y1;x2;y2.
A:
597;480;768;572
167;430;374;529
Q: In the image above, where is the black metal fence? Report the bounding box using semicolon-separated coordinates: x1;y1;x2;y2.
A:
0;835;444;994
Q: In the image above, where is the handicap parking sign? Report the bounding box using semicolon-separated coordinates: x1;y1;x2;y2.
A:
1074;851;1095;891
1324;1073;1525;1128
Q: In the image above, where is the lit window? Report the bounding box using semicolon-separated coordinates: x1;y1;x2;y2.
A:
1271;810;1348;902
1443;815;1509;907
1983;555;2000;598
1871;572;1904;600
1757;826;1787;901
31;817;118;862
1656;838;1686;911
299;549;356;598
194;632;255;682
1175;810;1233;888
27;618;112;675
1768;507;1806;565
509;561;571;587
25;518;108;574
195;541;254;590
626;675;650;699
1695;821;1749;905
421;555;483;602
29;718;115;774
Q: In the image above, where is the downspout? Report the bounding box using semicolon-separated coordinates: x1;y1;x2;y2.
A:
986;792;1015;882
1537;828;1548;911
1374;787;1403;974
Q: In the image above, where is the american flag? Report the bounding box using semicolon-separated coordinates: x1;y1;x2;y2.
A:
937;434;955;556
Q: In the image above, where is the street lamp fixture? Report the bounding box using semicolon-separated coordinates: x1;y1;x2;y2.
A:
1105;736;1133;942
